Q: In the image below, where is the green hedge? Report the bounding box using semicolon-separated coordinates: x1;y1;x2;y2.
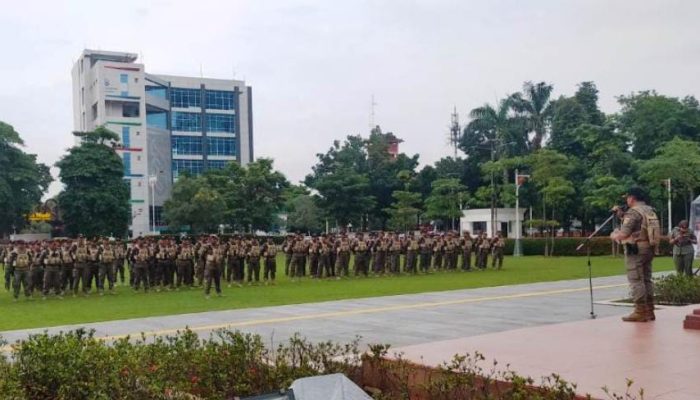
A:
653;274;700;305
503;237;673;256
0;329;643;400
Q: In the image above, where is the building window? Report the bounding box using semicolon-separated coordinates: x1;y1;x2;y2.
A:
146;85;168;99
172;159;204;180
170;88;201;108
147;110;168;129
120;74;129;97
123;103;140;117
123;153;132;176
208;160;231;170
207;137;236;156
172;136;203;155
206;113;234;133
121;126;130;148
205;90;235;110
472;221;487;235
171;112;201;132
151;206;165;227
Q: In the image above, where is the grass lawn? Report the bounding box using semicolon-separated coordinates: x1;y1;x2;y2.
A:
0;255;674;331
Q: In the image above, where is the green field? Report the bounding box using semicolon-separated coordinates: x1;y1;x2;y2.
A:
0;256;674;331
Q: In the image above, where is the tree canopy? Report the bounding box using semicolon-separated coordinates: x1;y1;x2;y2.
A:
0;121;52;236
56;127;129;238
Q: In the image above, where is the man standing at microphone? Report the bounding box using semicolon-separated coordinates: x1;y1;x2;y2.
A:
611;187;661;323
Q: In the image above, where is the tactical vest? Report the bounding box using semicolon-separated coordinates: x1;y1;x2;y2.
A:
631;205;661;246
249;245;261;258
102;247;115;263
61;249;73;264
266;245;277;257
75;246;88;262
136;248;150;263
88;247;100;262
46;251;62;266
15;252;30;269
178;248;192;260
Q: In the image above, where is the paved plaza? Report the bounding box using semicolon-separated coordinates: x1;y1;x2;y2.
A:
2;275;638;347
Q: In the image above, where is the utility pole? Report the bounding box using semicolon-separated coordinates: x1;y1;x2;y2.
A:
666;178;672;234
489;141;495;237
514;169;530;256
449;106;460;159
148;174;157;234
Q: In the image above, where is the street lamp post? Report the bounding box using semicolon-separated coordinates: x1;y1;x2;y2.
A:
148;174;158;234
514;169;530;257
666;178;672;234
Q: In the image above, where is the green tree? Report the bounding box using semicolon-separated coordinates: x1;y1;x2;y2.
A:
638;137;700;219
618;91;700;160
163;175;226;233
0;122;52;236
286;194;323;233
307;128;420;229
527;149;576;232
205;158;289;232
385;190;422;232
365;127;419;228
424;178;467;230
511;81;554;150
56;127;128;237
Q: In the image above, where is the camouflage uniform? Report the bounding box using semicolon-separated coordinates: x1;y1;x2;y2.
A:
618;204;656;313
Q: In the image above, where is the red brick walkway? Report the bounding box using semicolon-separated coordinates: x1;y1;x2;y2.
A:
393;305;700;399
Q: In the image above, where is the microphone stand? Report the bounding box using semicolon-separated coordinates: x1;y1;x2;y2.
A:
576;213;617;319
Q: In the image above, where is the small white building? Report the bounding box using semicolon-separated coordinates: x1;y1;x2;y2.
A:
459;208;524;238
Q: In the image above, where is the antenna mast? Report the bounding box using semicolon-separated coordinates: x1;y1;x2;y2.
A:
449;106;460;158
369;94;377;129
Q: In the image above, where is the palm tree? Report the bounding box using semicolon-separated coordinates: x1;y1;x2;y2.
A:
466;97;514;146
511;81;554;150
465;97;519;236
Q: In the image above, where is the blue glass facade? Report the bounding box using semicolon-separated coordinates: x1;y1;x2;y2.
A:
171;112;201;132
173;159;204;179
170;88;201;108
207;160;230;170
207;137;236;156
147;111;168;129
172;136;203;155
205;90;235;110
146;85;168;99
206;113;234;133
120;74;128;96
123;152;131;175
162;86;242;183
121;126;130;147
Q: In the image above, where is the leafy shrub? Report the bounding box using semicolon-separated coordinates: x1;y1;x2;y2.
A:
653;274;700;305
0;330;643;399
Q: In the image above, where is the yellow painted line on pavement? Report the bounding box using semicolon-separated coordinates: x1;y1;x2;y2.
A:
1;283;627;352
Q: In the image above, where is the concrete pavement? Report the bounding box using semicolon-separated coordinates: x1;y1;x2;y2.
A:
0;274;640;348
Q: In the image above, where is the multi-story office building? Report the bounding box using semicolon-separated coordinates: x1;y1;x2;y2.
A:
71;49;254;237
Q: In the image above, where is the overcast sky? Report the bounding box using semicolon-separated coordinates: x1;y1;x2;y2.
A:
1;0;698;198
